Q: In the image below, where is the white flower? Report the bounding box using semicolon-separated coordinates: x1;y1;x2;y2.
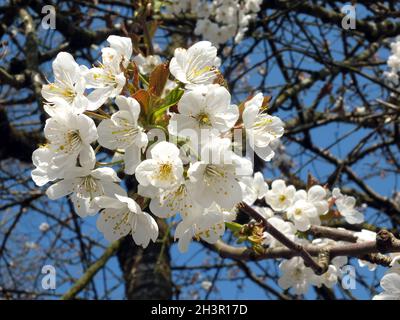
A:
31;146;70;186
278;257;315;295
242;93;284;161
133;53;162;75
41;52;88;114
149;182;200;219
97;96;148;174
201;280;212;291
355;229;377;271
46;158;126;217
168;84;238;141
187;138;252;209
39;222;50;232
239;171;269;205
296;186;329;216
169;41;220;88
286;186;329;231
135;141;184;189
174;203;235;252
286;199;318;232
84;36;132;109
262;216;296;248
332;188;364;224
44;108;98;169
95;195;158;248
106;35;132;68
373;263;400;300
265;180;296;211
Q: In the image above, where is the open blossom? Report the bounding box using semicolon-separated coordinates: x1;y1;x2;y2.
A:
278;256;315;295
239;171;269;205
169;41;220;88
84;36;132;109
242;93;284;161
286;199;318;232
46;158;126;217
286;186;329;231
44;107;98;169
41;52;88;114
187;138;252;209
95;195;158;248
332;188;364;224
97;96;147;174
135;141;184;189
373;262;400;300
31;146;70;186
168;84;238;141
265;180;296;211
133;54;162;75
174;203;235;252
148;182;201;219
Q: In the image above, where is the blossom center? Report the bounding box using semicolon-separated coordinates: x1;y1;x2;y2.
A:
294;208;303;216
60;130;81;152
158;163;173;180
196;112;211;127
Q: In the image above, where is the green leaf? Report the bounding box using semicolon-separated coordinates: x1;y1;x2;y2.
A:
151;86;184;120
225;221;243;233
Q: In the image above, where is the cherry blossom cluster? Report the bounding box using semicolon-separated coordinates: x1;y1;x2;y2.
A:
164;0;262;45
30;36;395;298
241;176;370;294
31;38;284;252
384;36;400;87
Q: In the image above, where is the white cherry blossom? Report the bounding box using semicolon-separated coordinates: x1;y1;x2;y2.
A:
169;41;220;88
41;52;88;114
95;194;158;248
239;171;269;205
84;36;132;109
46;158;126;217
187;138;252;209
97;95;147;174
168;84;238;141
286;186;329;231
242;93;284;161
286;199;318;232
265;179;296;211
332;188;364;224
174;203;235;252
278;256;315;295
133;54;162;75
149;182;200;219
44;108;98;169
135;141;184;189
31;146;67;186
